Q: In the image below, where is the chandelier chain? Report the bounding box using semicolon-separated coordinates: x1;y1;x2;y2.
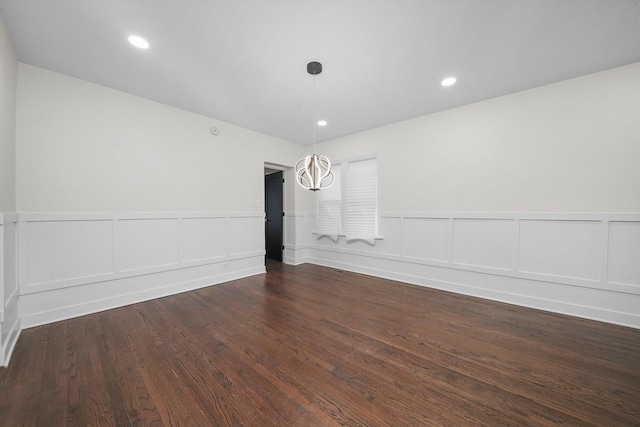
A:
313;71;317;153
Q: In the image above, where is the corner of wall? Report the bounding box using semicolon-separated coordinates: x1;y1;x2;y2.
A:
0;8;18;214
1;214;21;366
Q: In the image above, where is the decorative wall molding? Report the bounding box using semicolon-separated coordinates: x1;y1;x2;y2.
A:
1;214;21;366
287;212;640;329
4;209;640;366
284;212;313;265
16;212;266;329
19;258;264;328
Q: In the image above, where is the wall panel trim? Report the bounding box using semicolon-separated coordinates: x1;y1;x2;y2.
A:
1;214;21;366
18;212;264;294
290;211;640;328
8;211;266;348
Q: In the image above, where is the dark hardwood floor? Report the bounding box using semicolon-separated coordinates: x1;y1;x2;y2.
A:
1;261;640;426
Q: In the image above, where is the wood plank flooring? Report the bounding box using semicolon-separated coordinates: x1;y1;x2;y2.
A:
1;261;640;426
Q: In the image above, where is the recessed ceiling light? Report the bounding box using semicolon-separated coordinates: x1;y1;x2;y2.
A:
317;120;327;126
441;77;457;87
128;35;149;49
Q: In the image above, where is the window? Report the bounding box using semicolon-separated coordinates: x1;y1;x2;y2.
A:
316;157;379;243
316;167;342;238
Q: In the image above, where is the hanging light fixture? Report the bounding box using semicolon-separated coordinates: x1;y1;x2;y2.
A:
295;61;334;191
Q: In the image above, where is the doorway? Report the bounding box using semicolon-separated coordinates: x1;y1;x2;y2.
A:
264;171;284;262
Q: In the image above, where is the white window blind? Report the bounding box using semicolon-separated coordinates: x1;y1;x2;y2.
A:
344;158;377;243
315;157;379;243
315;166;341;240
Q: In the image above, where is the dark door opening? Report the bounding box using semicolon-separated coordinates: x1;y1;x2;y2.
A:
265;171;284;262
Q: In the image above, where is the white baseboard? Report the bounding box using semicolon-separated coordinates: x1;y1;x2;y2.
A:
1;316;21;367
4;210;639;370
1;214;20;366
307;253;640;329
292;212;640;329
20;263;265;328
284;245;309;266
6;211;268;366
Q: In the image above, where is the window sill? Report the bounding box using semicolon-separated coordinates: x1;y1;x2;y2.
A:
312;231;384;240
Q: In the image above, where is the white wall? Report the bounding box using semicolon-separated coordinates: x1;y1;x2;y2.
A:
16;64;308;213
0;9;16;212
288;63;640;328
315;62;640;212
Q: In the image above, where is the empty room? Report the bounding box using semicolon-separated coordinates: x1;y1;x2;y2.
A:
1;1;639;426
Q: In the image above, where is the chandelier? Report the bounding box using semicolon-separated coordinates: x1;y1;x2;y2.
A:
295;61;334;191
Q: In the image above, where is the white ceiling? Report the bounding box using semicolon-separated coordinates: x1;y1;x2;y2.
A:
2;0;640;146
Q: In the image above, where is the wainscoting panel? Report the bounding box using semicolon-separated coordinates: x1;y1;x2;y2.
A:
16;212;265;329
453;218;514;270
3;217;18;309
18;256;263;328
25;219;113;288
284;215;296;248
364;216;402;257
608;221;640;287
519;220;600;281
229;216;264;257
283;212;313;265
182;217;227;263
402;217;449;262
301;212;640;329
1;214;21;366
118;218;179;272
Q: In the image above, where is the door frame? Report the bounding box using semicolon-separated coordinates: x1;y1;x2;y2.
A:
264;163;289;264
